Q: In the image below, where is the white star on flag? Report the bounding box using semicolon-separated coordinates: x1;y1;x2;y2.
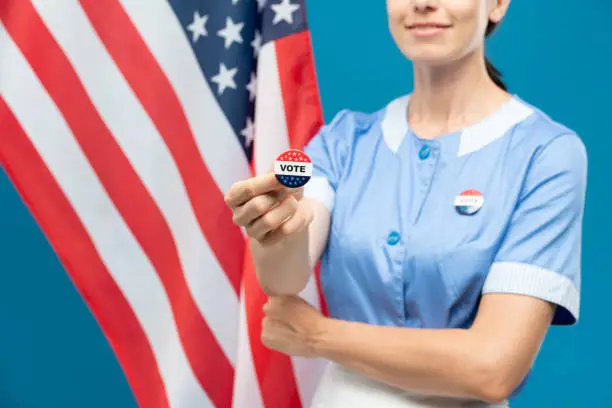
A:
187;11;208;43
251;31;262;57
211;63;238;95
218;17;244;49
241;117;255;147
246;72;257;101
271;0;300;25
257;0;267;12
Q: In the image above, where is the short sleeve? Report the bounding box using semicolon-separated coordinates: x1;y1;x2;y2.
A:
482;133;588;325
303;110;353;213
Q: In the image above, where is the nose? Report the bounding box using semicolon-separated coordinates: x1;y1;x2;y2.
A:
411;0;438;12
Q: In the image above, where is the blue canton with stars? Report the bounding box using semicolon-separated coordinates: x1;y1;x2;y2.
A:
168;0;309;162
276;174;310;188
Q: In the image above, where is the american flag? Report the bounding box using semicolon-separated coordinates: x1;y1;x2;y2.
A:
0;0;327;407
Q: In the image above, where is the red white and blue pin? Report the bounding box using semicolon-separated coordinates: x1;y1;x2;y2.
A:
454;189;484;215
274;149;313;188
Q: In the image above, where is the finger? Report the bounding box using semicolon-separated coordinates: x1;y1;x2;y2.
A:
261;317;276;349
262;316;271;330
292;187;304;200
259;201;313;247
263;297;280;317
225;173;287;208
261;316;287;338
263;296;292;320
246;195;299;241
263;299;272;316
263;314;292;331
232;189;293;227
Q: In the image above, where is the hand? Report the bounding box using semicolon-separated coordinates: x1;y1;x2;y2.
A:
225;172;314;247
261;295;328;358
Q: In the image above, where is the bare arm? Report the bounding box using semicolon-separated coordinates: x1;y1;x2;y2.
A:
250;197;330;295
310;293;555;403
225;173;331;295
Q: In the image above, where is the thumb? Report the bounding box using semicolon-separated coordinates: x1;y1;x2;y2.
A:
265;162;306;200
292;186;305;201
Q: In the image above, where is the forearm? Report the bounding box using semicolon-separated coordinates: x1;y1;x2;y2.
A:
313;319;506;403
251;228;311;295
253;198;330;296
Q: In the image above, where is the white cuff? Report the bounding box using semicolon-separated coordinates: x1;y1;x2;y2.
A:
303;176;335;213
483;261;580;323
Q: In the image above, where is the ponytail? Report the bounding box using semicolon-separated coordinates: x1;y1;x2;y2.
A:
485;57;507;91
485;21;507;91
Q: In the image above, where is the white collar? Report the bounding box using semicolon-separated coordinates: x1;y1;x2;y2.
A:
381;94;534;156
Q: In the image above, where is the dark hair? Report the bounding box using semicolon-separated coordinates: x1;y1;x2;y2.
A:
485;21;507;91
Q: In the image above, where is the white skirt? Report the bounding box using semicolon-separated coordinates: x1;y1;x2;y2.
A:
309;362;509;408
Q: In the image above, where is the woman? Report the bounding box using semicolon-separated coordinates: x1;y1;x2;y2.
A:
225;0;588;406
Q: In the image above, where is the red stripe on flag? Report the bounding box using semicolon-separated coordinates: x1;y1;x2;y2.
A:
275;31;324;151
0;3;234;407
244;245;304;408
78;0;245;294
0;99;170;408
275;31;328;318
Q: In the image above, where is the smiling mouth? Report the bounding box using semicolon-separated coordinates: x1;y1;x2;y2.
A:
406;23;451;36
407;23;452;29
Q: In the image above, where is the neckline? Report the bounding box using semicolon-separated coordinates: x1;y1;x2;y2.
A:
381;93;533;156
406;93;519;142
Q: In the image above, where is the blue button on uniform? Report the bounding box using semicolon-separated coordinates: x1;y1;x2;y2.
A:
387;231;401;245
418;145;431;160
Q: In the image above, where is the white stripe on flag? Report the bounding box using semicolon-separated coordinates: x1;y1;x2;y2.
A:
231;286;265;408
31;0;239;364
293;277;327;405
0;21;211;408
119;0;251;195
254;42;290;175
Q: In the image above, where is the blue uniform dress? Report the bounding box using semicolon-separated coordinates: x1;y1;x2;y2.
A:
303;94;588;405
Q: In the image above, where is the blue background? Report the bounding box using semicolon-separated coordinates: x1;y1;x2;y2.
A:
1;0;610;407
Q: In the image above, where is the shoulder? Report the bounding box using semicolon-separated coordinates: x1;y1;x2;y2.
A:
508;96;587;169
304;96;402;157
312;93;412;141
313;104;386;142
507;96;588;199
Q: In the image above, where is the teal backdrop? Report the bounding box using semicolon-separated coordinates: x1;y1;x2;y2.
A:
1;1;610;407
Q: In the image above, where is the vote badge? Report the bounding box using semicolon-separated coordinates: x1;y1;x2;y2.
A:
454;189;484;215
274;149;313;188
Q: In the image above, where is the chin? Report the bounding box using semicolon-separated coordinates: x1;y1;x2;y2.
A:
402;48;458;67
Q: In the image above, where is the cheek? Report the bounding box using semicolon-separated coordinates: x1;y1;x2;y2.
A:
386;2;410;40
386;0;408;24
386;0;403;13
441;0;482;17
454;20;488;54
444;0;489;38
386;11;404;48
